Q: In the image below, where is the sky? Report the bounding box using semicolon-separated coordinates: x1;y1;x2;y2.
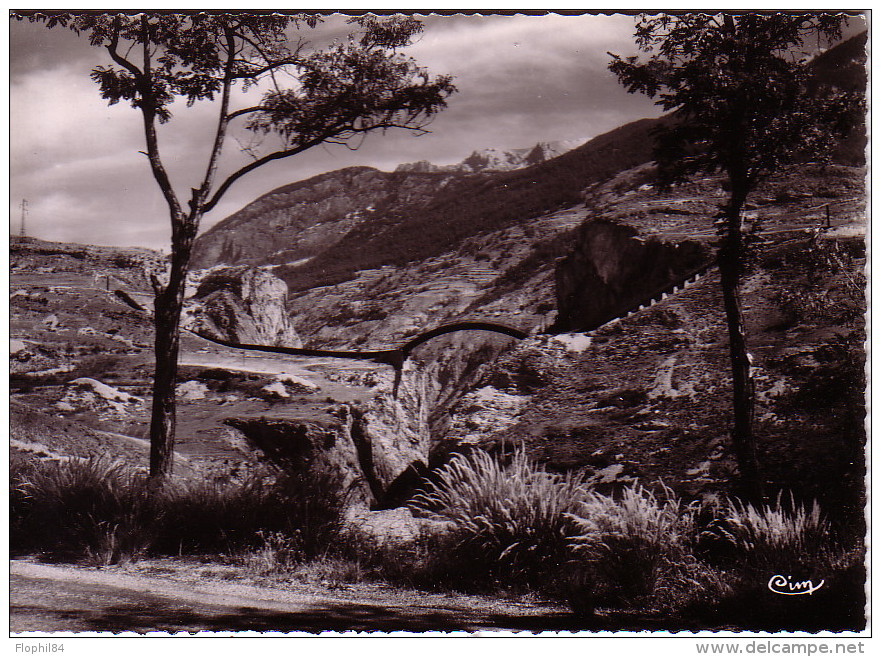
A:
7;11;865;252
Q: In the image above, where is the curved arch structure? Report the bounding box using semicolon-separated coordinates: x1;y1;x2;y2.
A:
183;321;527;395
113;288;528;395
400;321;528;356
111;231;815;398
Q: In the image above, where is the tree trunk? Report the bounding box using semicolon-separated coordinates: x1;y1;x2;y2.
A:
149;215;196;479
718;193;765;502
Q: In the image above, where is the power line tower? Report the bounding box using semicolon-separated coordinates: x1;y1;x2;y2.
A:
19;199;28;238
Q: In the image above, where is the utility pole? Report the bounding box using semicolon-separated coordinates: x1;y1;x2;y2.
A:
19;199;28;238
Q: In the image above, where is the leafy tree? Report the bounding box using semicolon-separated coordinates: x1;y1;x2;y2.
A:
19;11;455;478
609;13;861;501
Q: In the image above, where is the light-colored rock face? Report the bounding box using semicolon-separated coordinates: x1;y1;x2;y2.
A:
58;378;144;422
184;266;302;348
177;380;209;401
342;506;453;546
237;268;302;347
447;385;530;445
356;364;433;495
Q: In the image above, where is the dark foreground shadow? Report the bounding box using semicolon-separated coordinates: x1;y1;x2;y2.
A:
10;573;582;634
13;600;585;634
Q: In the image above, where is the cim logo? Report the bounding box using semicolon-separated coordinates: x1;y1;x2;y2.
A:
767;574;825;596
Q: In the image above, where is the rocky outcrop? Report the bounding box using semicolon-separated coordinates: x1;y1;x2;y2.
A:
222;366;433;509
220;329;519;509
57;377;144;422
553;218;712;332
393;160;465;174
185;266;302;347
224;414;373;506
342;506;453;547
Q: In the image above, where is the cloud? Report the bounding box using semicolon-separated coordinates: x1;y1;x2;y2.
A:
395;14;658;154
410;14;639;82
9;18;103;78
10;14;662;251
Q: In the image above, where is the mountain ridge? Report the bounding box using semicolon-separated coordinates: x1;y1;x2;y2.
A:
191;116;666;285
395;138;589;174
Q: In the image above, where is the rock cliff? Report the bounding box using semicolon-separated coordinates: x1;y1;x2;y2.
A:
190;167;455;269
220;328;519;509
184;266;302;347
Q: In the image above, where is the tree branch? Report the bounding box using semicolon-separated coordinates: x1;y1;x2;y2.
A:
105;33;143;79
150;272;165;297
226;105;264;121
192;26;237;218
202;136;330;213
229;58;301;80
203;116;433;214
112;16;181;222
232;31;303;91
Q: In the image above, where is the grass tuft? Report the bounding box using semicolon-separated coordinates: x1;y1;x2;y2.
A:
410;448;590;592
11;457;156;564
566;484;704;610
702;492;833;576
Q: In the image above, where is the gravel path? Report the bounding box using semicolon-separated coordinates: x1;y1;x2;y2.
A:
10;560;581;634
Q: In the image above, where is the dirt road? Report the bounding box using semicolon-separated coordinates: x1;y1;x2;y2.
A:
10;561;581;634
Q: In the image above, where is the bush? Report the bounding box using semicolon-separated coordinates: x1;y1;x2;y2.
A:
690;494;865;631
410;448;590;592
11;458;346;565
154;476;278;555
10;457;157;564
154;465;346;558
566;484;708;611
240;530;308;576
701;493;834;576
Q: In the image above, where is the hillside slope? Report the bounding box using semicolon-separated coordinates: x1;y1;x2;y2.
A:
191;30;865;294
190;167;458;269
191;116;663;290
441;161;866;521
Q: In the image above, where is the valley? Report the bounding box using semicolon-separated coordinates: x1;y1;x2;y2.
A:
9;148;867;635
7;9;872;638
10;159;866;511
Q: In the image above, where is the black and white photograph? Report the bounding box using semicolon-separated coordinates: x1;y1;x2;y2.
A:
8;6;871;642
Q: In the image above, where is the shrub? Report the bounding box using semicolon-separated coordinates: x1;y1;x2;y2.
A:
410;448;590;592
702;493;833;576
11;458;347;565
154;476;278;555
690;494;865;632
152;465;346;558
11;457;157;564
566;484;709;611
240;530;307;576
